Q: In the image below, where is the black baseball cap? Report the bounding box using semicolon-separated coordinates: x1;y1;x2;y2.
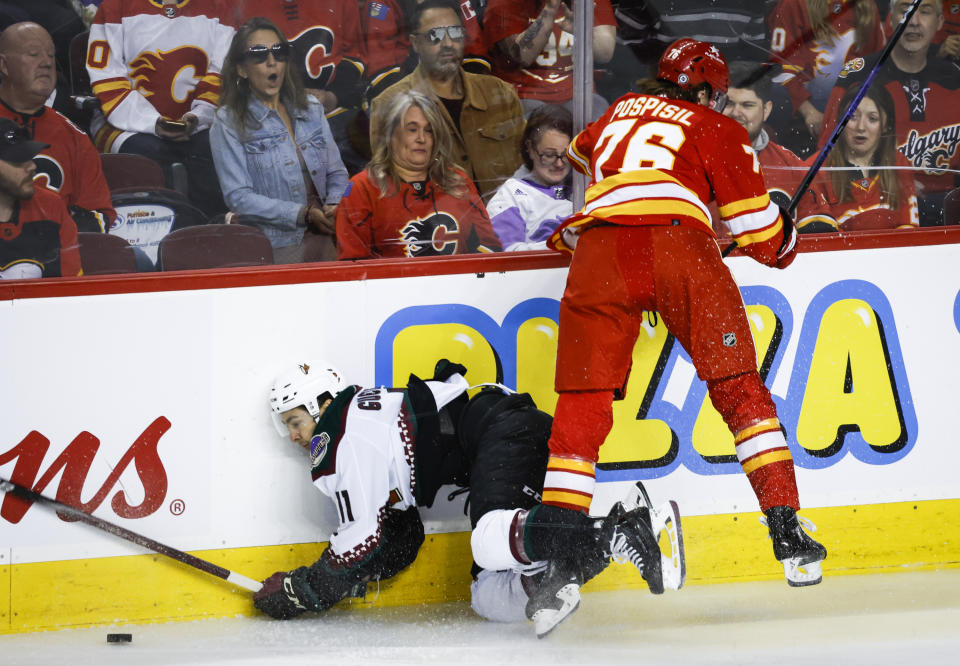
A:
0;118;50;163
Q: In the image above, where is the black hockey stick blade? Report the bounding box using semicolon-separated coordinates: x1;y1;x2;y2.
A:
0;476;263;593
722;0;925;259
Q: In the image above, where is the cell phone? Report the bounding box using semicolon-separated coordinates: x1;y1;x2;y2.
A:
158;118;187;130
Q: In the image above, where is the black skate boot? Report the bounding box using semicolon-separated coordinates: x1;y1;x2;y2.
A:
609;505;664;594
764;506;827;587
524;558;583;638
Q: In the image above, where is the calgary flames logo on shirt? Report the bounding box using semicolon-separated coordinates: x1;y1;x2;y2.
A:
129;46;209;118
292;26;336;89
400;213;460;257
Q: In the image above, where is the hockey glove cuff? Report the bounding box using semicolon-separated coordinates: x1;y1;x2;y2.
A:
252;567;324;620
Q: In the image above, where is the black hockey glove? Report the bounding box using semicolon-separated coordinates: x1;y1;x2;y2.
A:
253;567;324;620
433;358;467;382
774;206;798;270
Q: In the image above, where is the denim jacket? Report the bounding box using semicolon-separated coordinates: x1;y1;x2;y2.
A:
210;95;348;248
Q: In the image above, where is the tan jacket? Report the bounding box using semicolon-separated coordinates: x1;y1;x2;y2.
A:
369;65;525;201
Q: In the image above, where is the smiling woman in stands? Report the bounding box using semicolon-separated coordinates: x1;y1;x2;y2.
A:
210;17;348;264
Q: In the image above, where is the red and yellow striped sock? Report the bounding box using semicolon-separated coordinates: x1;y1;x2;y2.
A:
735;418;799;512
542;454;596;513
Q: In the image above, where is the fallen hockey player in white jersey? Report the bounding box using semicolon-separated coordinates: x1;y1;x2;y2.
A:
253;359;686;637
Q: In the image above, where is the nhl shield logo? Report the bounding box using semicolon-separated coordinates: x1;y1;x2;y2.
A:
722;332;737;347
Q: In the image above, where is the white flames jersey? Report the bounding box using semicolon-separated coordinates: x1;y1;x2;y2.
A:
87;0;235;150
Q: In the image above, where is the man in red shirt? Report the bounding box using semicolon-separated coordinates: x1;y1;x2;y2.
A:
527;39;826;631
0;118;81;279
0;22;116;234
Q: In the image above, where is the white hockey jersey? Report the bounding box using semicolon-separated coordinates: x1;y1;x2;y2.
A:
87;0;235;151
309;375;469;567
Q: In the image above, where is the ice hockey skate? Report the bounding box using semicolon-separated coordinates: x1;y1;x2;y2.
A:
762;506;827;587
615;482;686;591
524;558;583;639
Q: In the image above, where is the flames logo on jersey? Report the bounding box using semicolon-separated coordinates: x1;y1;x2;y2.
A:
32;155;65;193
900;123;960;174
400;213;459;257
292;26;336;90
129;46;210;118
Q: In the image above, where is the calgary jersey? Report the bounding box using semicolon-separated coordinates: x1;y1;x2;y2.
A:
87;0;235;151
0;186;81;279
308;376;468;567
0;102;115;233
484;0;616;102
814;155;920;231
336;170;501;259
821;53;960;196
230;0;365;110
557;93;787;266
769;0;885;111
362;0;488;82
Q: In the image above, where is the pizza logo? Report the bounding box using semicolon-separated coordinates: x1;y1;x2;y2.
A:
400;212;460;257
839;57;865;78
129;46;209;117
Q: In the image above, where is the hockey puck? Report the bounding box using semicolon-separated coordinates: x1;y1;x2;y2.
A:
106;633;132;644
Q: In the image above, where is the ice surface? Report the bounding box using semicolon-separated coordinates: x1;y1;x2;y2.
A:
2;569;958;666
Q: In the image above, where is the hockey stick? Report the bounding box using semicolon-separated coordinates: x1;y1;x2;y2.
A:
721;0;924;258
0;476;263;593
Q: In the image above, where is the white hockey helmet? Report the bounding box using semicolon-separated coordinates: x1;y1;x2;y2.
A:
268;361;347;437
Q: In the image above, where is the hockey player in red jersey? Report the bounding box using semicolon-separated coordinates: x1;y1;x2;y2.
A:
527;38;827;630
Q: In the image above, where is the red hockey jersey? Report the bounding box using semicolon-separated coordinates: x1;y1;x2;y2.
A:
768;0;885;111
230;0;365;109
87;0;235;151
817;155;919;231
0;103;115;232
820;53;960;196
483;0;615;103
0;186;81;279
336;170;500;259
556;93;788;266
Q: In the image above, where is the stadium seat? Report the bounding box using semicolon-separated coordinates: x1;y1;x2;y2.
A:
944;188;960;226
77;232;138;275
69;30;91;96
108;188;209;268
100;153;166;191
157;224;274;271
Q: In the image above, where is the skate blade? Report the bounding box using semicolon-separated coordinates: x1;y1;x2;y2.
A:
532;584;581;638
782;558;823;587
651;500;686;591
624;481;653;511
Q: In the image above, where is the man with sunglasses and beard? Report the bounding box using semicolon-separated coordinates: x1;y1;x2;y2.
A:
86;0;235;216
368;0;525;201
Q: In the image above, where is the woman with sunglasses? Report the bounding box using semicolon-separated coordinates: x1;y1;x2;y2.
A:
211;17;348;264
336;90;501;259
486;104;573;251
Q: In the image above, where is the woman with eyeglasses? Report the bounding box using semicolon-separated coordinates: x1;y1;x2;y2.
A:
486;104;573;251
336;90;501;259
210;17;348;264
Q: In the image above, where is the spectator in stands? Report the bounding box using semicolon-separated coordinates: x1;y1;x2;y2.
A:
0;118;81;279
820;0;960;226
816;83;919;231
337;90;500;258
369;0;525;201
361;0;490;100
230;0;368;174
86;0;233;217
722;61;826;227
0;22;116;234
934;0;960;60
211;17;349;265
486;104;572;251
0;0;84;94
483;0;616;119
768;0;884;155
